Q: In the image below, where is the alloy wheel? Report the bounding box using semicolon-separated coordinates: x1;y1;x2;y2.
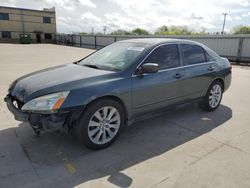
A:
208;84;222;108
87;106;121;145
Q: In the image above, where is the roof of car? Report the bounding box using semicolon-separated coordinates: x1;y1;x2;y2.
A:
118;38;198;45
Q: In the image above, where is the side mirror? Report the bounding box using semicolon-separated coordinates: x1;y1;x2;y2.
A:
138;63;159;74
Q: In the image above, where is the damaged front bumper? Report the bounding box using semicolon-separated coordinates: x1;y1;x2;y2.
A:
4;94;82;133
4;95;29;122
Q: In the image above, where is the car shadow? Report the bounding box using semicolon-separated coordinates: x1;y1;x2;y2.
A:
2;103;232;187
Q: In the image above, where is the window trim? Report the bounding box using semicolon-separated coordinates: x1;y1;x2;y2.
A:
133;60;215;77
180;43;207;66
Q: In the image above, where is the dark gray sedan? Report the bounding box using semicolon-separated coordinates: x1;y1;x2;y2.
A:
4;38;231;149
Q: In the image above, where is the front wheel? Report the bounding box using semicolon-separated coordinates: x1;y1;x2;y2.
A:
199;81;223;111
73;99;125;150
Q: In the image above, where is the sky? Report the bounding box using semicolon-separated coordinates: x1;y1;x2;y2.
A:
0;0;250;34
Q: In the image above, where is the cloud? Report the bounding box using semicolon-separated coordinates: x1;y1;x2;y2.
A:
0;0;250;33
81;12;101;22
78;0;96;8
238;0;250;6
234;16;242;20
242;12;250;17
45;0;96;8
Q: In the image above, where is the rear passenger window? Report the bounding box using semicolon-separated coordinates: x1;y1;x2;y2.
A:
181;44;206;65
144;44;180;70
204;50;215;62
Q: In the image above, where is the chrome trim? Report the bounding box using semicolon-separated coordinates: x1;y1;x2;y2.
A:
132;61;215;77
158;66;183;73
179;61;215;69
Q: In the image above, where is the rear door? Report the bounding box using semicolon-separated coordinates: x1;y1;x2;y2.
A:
131;44;186;116
180;43;217;100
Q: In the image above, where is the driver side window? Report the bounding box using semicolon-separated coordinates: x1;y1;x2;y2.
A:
144;44;180;70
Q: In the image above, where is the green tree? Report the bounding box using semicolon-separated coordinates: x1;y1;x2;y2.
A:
78;32;88;35
232;25;250;34
95;32;104;35
155;25;169;34
193;27;209;35
110;29;132;35
155;25;194;35
132;28;150;35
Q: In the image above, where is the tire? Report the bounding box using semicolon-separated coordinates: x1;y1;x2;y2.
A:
73;99;125;150
199;80;223;112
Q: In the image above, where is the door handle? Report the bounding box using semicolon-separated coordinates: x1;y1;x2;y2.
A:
208;66;215;71
173;73;183;79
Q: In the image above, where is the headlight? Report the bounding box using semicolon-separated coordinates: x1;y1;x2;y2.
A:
21;91;70;112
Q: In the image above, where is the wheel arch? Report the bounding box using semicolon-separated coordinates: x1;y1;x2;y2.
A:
84;95;129;124
211;77;225;91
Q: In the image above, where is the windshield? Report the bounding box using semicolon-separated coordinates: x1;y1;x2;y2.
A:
78;42;149;71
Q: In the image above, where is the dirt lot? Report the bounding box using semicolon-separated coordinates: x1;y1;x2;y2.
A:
0;44;250;188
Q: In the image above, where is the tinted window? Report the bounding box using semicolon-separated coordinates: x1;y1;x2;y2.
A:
43;17;51;23
144;44;180;69
2;31;11;38
204;50;215;62
44;33;52;39
181;44;206;65
0;13;9;20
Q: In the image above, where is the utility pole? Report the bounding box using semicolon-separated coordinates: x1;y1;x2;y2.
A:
221;13;227;35
91;27;94;35
103;26;107;35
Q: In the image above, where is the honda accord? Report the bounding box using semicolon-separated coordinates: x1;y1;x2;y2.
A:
4;38;231;149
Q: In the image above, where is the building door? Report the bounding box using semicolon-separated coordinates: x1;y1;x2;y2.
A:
36;34;41;43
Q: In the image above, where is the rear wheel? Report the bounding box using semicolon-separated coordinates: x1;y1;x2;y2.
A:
73;99;124;150
199;81;223;111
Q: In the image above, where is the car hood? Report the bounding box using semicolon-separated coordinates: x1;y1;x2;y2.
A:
10;63;114;102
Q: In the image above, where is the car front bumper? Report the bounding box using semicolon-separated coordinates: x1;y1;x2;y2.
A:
4;94;83;133
4;95;29;122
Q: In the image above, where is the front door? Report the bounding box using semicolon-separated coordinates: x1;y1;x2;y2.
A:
36;34;41;43
132;44;185;116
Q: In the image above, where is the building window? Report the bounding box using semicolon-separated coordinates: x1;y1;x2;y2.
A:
44;33;52;40
2;31;11;38
0;13;9;20
43;17;51;23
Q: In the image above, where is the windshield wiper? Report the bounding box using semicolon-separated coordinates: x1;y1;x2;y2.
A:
83;64;101;70
82;64;120;72
73;60;80;64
